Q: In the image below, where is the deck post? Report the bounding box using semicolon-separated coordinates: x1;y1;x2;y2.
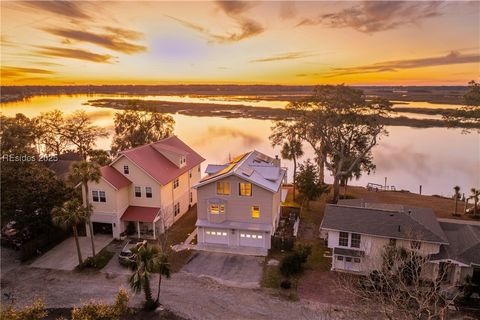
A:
153;221;156;239
137;221;140;239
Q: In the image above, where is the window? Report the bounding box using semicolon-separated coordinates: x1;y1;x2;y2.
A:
190;192;193;203
99;191;106;202
389;238;397;247
216;181;230;195
251;206;260;219
209;204;225;214
350;233;361;248
174;203;180;216
337;255;344;261
189;170;192;178
145;187;152;198
135;186;141;197
411;241;421;250
239;182;252;196
92;190;99;202
198;166;201;172
123;165;129;174
339;232;349;247
345;257;352;262
353;258;361;264
173;178;179;189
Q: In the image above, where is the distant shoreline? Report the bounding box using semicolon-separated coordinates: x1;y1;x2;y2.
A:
0;85;469;105
87;98;480;130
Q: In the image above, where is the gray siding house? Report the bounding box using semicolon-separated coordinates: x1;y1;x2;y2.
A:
320;200;480;286
194;151;286;256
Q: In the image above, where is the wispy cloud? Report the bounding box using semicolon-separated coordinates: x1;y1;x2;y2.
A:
1;66;54;78
327;51;480;77
165;15;207;33
250;51;314;63
167;0;264;43
297;1;443;33
42;27;146;54
214;1;264;42
35;46;116;63
20;0;90;20
279;2;297;20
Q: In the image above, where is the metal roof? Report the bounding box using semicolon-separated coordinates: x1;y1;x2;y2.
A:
195;150;286;193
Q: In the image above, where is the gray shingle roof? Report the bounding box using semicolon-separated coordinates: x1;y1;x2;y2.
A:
321;204;448;244
431;221;480;265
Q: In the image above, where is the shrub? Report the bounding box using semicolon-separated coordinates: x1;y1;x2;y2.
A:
1;298;48;320
71;288;129;320
279;244;312;277
280;280;292;290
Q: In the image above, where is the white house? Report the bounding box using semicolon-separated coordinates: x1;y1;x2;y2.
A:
83;136;204;239
320;200;480;286
193;151;286;256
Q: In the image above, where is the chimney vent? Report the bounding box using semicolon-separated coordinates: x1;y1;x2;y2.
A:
272;155;281;167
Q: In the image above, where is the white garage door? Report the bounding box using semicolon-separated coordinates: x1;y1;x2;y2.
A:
204;229;228;245
239;231;265;248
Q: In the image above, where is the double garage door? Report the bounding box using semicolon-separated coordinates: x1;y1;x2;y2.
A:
204;229;265;248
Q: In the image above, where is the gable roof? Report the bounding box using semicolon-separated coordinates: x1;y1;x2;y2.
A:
321;203;448;244
194;150;286;193
431;220;480;265
100;166;131;189
114;135;205;185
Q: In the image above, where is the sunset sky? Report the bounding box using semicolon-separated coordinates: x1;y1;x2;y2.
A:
1;1;479;85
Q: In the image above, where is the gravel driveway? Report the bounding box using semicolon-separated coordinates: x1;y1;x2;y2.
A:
0;265;346;320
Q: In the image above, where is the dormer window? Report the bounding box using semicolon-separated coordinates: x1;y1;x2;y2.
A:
123;165;129;174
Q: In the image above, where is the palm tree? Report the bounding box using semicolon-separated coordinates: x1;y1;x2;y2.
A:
280;139;303;201
128;242;167;309
471;188;479;217
453;186;461;216
52;199;90;265
155;253;171;304
69;161;101;256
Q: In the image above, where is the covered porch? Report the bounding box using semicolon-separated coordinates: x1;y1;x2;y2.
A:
121;206;163;240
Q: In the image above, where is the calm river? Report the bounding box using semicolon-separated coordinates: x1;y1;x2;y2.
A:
2;94;479;197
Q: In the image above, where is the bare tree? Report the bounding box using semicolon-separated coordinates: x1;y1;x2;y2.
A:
337;245;459;320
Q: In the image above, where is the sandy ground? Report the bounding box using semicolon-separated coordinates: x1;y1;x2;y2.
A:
0;265;346;320
348;186;471;219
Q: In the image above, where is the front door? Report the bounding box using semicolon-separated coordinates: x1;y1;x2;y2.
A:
345;257;353;271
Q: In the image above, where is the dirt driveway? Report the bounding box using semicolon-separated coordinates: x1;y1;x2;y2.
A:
30;235;112;271
1;265;348;320
181;251;263;288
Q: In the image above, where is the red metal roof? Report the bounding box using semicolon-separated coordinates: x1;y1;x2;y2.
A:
121;206;160;222
100;166;131;189
119;135;205;185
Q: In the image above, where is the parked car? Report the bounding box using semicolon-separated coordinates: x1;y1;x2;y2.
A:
118;240;146;266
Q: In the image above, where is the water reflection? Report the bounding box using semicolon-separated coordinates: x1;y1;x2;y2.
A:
1;94;478;196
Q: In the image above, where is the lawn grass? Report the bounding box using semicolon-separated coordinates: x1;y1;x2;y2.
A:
165;205;198;273
77;241;117;270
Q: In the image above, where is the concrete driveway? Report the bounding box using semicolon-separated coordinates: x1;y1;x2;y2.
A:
30;235;112;271
181;251;263;288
